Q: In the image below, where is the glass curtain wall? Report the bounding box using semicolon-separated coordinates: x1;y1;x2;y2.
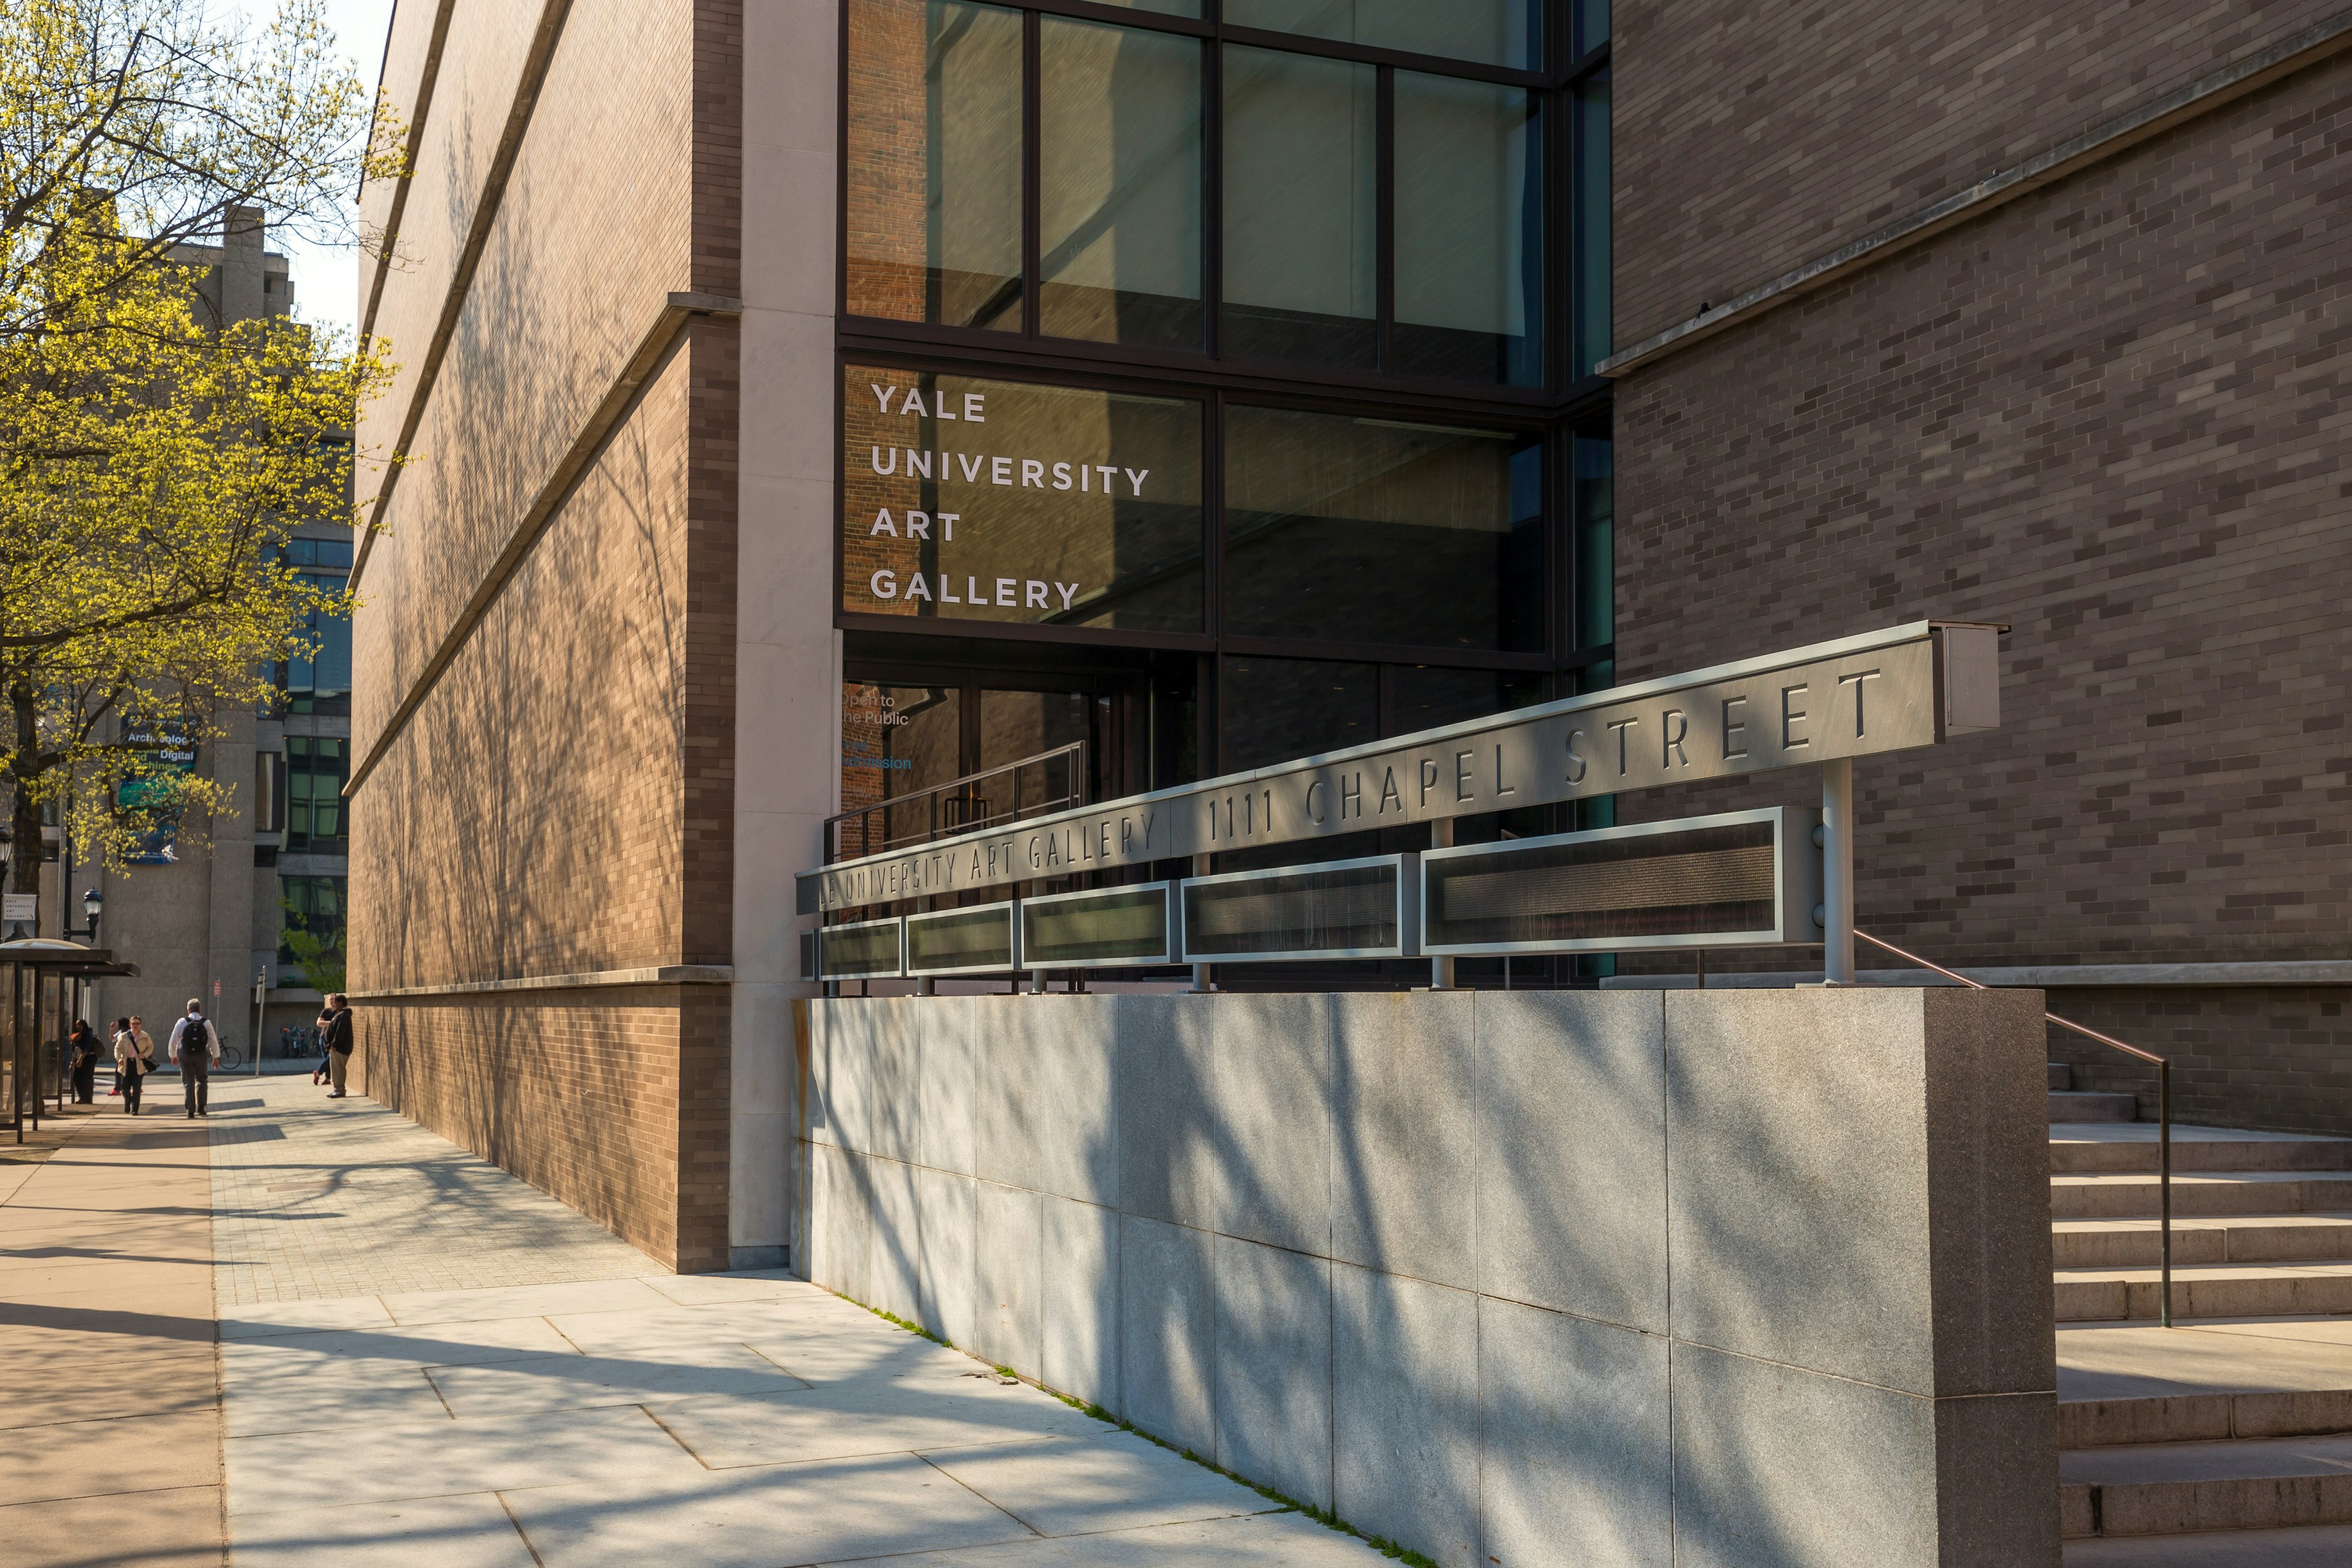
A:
844;0;1558;390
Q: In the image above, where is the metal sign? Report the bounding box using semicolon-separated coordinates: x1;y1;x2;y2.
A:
800;622;1999;915
1178;855;1421;964
1420;808;1822;956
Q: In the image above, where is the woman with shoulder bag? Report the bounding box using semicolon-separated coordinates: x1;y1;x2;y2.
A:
112;1017;148;1115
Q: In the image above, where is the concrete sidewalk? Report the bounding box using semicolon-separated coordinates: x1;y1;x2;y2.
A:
0;1095;226;1568
199;1075;1384;1565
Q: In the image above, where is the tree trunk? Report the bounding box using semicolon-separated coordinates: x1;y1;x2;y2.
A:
10;682;42;928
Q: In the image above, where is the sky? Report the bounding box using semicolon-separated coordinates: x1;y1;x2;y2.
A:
223;0;398;341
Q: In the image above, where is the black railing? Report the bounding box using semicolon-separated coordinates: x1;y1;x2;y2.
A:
824;742;1088;867
1855;928;2173;1329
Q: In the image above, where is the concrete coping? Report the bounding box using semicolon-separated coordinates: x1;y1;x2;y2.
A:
350;965;734;1001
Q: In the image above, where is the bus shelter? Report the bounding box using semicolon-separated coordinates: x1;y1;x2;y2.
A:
1;939;137;1143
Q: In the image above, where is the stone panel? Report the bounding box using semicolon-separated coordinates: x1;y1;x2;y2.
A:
1118;1215;1216;1455
1330;1263;1479;1568
1042;1196;1120;1412
1474;990;1668;1333
1330;992;1477;1289
914;1166;978;1349
972;1181;1043;1376
1208;993;1332;1257
1115;995;1217;1230
1213;1235;1333;1512
914;1000;977;1177
1670;1340;1941;1568
974;995;1118;1206
1665;989;1939;1393
868;1156;922;1325
1478;1297;1671;1568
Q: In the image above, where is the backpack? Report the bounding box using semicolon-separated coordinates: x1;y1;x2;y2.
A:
181;1016;209;1057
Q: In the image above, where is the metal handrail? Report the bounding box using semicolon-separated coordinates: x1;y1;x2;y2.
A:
1854;928;2173;1329
823;741;1088;867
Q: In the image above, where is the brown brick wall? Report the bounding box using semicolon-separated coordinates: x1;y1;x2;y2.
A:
2041;989;2352;1137
349;0;746;1265
358;987;731;1271
1611;0;2343;348
1607;47;2352;1125
356;0;698;760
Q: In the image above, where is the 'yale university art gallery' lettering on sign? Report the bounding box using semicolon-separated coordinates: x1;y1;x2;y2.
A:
800;622;2002;913
839;366;1203;635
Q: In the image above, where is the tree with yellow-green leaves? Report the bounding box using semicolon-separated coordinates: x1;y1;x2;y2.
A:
0;0;404;923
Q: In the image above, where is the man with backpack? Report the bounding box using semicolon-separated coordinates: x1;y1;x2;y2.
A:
167;1000;221;1119
318;993;353;1098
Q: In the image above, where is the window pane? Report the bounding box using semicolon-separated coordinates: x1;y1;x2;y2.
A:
1573;423;1611;650
1089;0;1202;14
1390;667;1541;735
1575;72;1611;377
1574;0;1610;55
1039;20;1203;349
839;683;961;857
1223;406;1543;651
1221;657;1378;772
1394;74;1543;385
1224;0;1539;70
1221;46;1375;369
846;0;1024;331
843;365;1205;633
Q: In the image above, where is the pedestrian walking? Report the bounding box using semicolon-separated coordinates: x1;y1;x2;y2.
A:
67;1019;100;1105
318;993;353;1099
111;1016;150;1115
167;1001;220;1119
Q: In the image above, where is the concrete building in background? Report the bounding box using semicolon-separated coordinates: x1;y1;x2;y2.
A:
79;209;355;1061
345;0;2352;1290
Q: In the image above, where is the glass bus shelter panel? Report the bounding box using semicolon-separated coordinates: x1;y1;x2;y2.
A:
1180;854;1419;963
906;902;1018;975
1420;807;1823;956
821;918;907;980
1022;883;1175;968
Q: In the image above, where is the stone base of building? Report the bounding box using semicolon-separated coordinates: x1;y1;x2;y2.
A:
801;987;2060;1568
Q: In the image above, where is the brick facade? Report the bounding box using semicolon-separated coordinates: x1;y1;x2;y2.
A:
1609;13;2352;1131
349;0;747;1269
1611;0;2344;346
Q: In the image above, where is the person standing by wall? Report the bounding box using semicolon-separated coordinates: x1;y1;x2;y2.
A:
111;1016;148;1115
67;1019;100;1105
318;993;352;1099
167;1001;219;1119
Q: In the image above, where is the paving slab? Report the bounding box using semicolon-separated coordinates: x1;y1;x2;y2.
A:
924;1431;1278;1537
229;1491;541;1567
872;1511;1393;1566
498;1452;1041;1567
652;1378;1107;1468
426;1344;810;1417
225;1405;707;1516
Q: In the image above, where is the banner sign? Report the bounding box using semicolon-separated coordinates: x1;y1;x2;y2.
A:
799;621;2000;914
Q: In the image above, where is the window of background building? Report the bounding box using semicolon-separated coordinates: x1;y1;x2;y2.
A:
1221;406;1544;650
277;875;345;974
283;736;348;854
1221;656;1378;772
281;537;353;716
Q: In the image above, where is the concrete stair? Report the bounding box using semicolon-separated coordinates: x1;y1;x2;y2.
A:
2050;1116;2352;1561
2050;1059;2141;1122
2061;1434;2352;1539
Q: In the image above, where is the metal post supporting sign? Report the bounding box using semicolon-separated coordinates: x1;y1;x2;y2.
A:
1820;758;1856;984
